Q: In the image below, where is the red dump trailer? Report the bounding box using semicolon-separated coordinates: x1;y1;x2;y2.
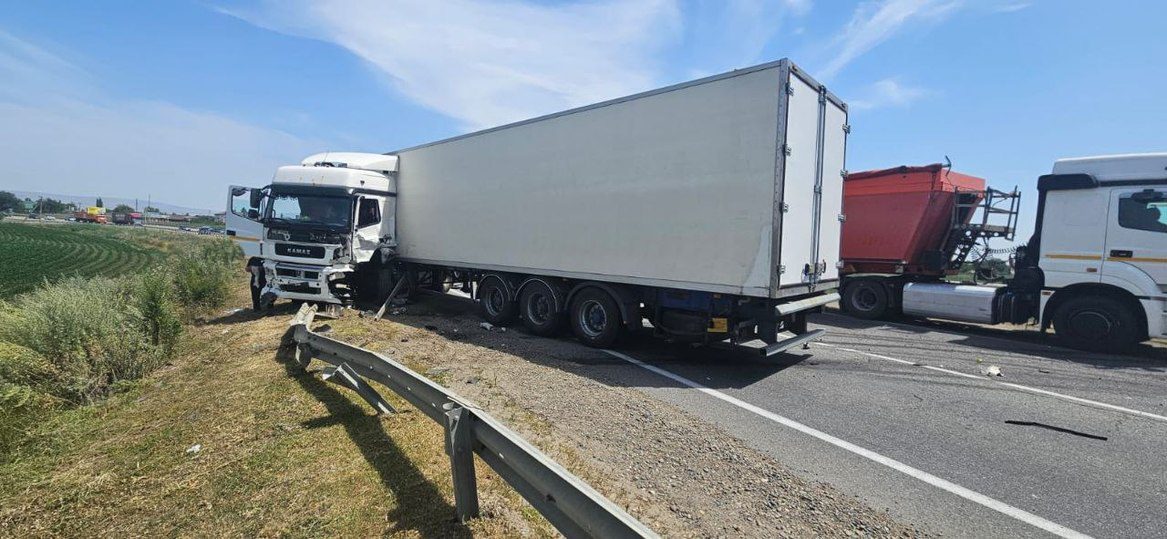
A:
839;164;1019;318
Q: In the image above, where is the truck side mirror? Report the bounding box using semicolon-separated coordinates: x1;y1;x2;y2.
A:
249;189;263;209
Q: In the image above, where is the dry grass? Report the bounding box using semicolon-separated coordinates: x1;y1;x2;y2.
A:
0;286;556;538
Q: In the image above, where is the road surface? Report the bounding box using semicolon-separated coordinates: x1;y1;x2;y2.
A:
606;312;1167;538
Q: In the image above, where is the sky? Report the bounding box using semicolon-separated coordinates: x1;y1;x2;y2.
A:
0;0;1163;239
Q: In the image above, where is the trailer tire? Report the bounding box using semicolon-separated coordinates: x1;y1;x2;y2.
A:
519;281;565;336
478;278;518;326
842;280;889;319
1052;295;1139;352
570;288;623;348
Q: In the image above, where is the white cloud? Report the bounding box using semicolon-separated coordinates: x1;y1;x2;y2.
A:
680;0;812;74
848;77;930;109
818;0;964;79
0;31;319;211
990;2;1031;13
223;0;683;131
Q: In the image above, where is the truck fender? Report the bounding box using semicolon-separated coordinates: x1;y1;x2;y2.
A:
515;277;569;312
478;273;518;302
1042;283;1148;338
566;282;639;329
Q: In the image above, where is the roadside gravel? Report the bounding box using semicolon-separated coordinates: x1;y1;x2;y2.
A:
329;293;929;538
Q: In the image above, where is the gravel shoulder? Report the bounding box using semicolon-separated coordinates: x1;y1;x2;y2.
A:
326;292;929;537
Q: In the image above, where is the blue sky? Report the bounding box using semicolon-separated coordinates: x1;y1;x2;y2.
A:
0;0;1163;241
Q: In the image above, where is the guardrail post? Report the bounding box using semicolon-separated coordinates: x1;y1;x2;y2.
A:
443;404;480;521
294;342;313;371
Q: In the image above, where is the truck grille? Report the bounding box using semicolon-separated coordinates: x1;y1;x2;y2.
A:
274;243;326;259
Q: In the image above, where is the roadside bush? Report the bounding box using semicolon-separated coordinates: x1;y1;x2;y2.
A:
171;239;241;314
133;269;183;355
0;276;156;403
0;342;60;455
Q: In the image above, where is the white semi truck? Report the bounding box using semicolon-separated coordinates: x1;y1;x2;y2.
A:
841;153;1167;351
226;59;848;353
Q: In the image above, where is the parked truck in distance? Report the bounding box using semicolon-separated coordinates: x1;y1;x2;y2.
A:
840;154;1167;351
110;212;143;226
227;59;848;354
74;206;108;224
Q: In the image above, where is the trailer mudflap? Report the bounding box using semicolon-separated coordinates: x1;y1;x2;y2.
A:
775;292;840;316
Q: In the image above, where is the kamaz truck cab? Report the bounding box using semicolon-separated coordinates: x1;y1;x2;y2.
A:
1022;153;1167;349
226;152;399;307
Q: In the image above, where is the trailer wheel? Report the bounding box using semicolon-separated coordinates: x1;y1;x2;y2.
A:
519;281;565;336
842;280;889;319
478;278;517;326
570;288;623;347
1052;295;1139;352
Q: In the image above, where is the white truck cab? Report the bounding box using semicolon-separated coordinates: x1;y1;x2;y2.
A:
1029;153;1167;347
227;152;399;306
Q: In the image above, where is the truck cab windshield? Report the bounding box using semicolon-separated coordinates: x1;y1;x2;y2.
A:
266;193;352;229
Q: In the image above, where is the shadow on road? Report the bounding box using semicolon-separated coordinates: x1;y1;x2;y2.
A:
376;291;815;391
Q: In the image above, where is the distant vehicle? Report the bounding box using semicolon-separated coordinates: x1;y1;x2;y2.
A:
228;59;847;353
110;212;144;226
73;211;108;224
198;226;212;235
27;213;40;220
839;153;1167;351
43;216;56;221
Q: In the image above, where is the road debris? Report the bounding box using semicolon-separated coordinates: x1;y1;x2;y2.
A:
981;365;1003;377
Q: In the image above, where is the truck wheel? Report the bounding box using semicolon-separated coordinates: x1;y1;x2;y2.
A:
478;278;517;326
519;281;565;336
570;288;623;348
842;280;889;319
1052;295;1139;352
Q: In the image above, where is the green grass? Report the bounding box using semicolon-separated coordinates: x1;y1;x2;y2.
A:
0;223;200;298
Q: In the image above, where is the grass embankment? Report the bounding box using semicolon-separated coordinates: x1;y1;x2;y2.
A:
0;226;552;536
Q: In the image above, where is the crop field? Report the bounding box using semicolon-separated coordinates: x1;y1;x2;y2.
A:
0;222;186;298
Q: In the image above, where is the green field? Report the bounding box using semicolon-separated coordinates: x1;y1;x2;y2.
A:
0;222;187;298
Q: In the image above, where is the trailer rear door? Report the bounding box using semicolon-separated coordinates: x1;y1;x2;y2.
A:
775;67;848;294
816;92;848;283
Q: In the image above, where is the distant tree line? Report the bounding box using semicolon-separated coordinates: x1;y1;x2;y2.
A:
0;192;77;214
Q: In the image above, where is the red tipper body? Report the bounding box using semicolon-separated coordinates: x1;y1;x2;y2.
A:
841;164;986;275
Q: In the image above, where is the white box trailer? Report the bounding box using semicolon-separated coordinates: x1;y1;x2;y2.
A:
392;59;848;299
227;59;849;354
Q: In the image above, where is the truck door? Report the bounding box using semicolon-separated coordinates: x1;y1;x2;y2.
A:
352;195;384;263
815;94;848;284
1104;187;1167;286
779;72;822;288
226;185;263;258
778;71;848;289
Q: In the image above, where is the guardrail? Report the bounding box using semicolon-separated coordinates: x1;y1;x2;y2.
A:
287;304;658;539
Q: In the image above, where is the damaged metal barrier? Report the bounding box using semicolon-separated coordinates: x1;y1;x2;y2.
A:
286;303;657;539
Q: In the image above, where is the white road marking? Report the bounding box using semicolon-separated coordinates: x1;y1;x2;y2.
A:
817;343;1167;424
603;349;1092;539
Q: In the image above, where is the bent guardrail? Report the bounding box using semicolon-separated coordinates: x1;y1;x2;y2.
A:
287;304;657;539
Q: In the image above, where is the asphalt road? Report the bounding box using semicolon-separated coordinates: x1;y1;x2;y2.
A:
609;312;1167;538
